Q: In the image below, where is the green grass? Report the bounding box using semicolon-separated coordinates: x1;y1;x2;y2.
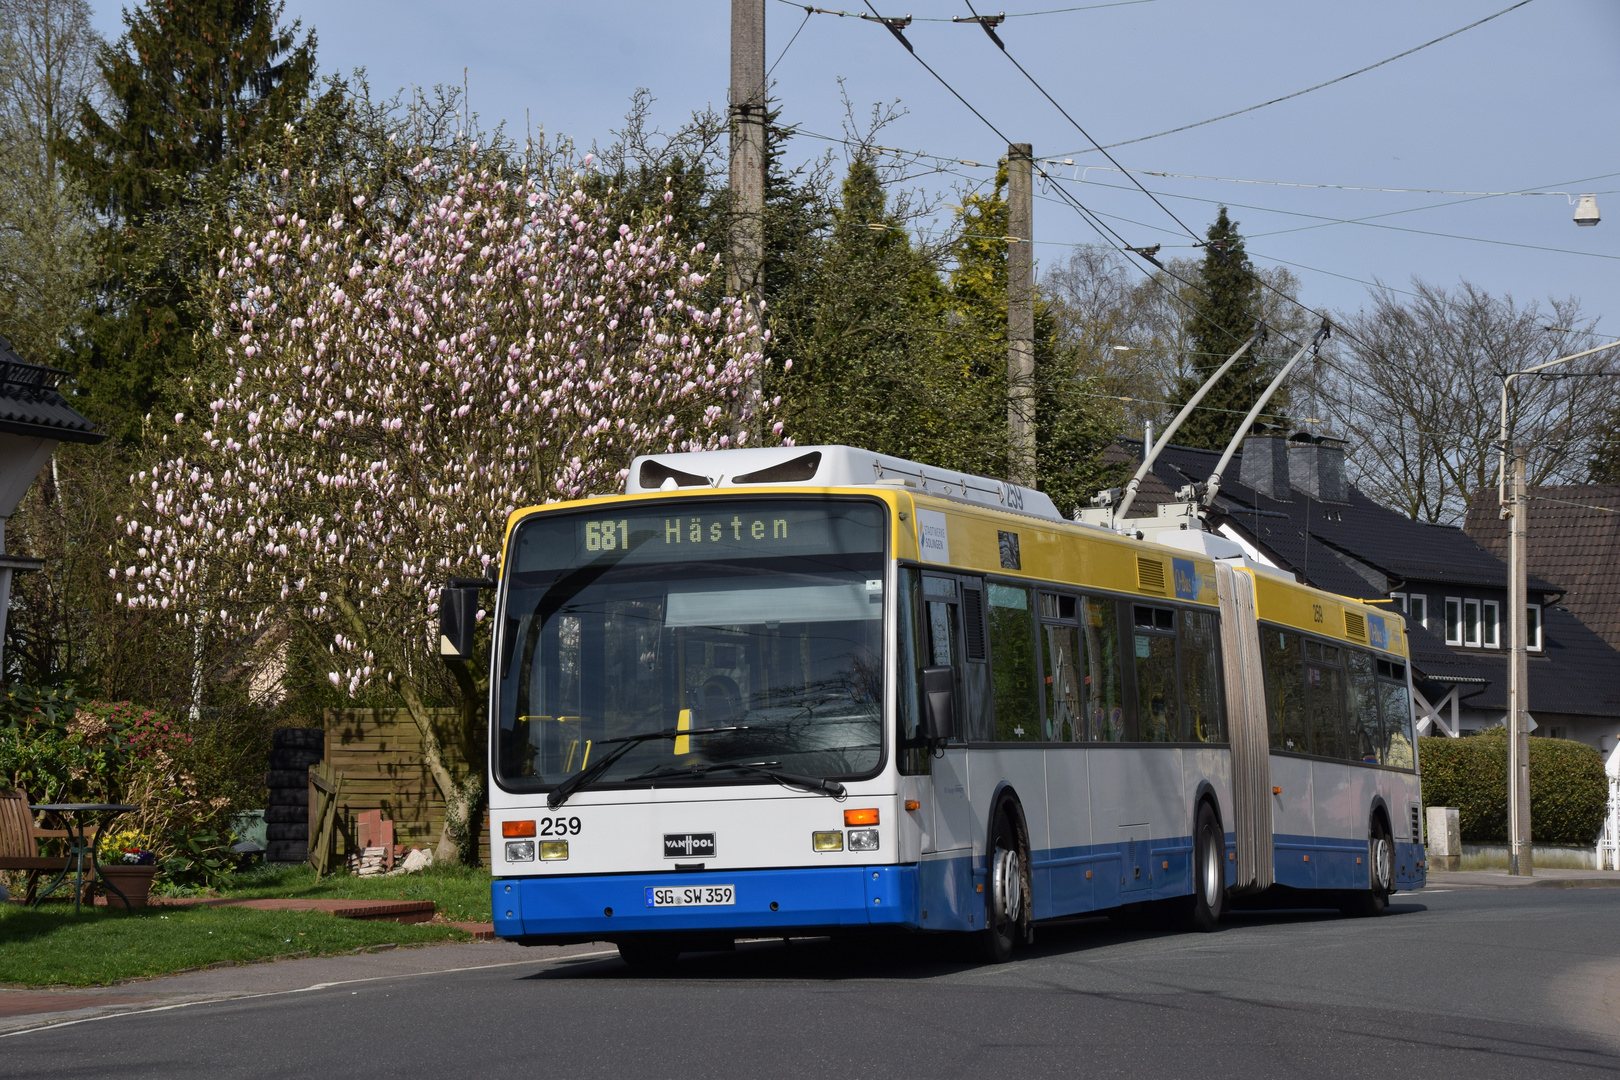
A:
0;903;470;987
216;863;494;922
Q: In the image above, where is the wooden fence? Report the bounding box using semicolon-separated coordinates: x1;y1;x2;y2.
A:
317;708;490;866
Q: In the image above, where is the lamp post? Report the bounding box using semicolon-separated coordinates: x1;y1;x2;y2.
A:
1498;338;1620;875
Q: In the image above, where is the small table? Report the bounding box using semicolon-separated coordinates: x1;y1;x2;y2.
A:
29;803;137;913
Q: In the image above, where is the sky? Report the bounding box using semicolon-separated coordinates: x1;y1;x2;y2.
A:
89;0;1620;331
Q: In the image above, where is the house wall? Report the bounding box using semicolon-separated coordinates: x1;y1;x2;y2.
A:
1455;706;1620;753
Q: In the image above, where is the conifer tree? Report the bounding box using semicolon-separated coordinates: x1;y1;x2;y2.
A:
1168;207;1271;450
59;0;315;440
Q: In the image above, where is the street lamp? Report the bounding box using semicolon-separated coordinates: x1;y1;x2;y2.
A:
1497;337;1620;876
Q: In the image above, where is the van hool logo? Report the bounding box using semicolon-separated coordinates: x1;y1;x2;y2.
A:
663;833;716;858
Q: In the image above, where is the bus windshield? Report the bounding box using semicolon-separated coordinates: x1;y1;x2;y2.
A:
494;498;888;793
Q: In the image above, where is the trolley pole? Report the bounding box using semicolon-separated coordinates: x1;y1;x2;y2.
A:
1505;447;1533;876
1007;142;1036;487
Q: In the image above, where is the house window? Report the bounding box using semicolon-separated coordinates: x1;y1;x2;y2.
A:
1408;594;1427;630
1482;601;1499;648
1390;591;1406;613
1445;598;1462;646
1463;599;1481;647
1527;604;1542;652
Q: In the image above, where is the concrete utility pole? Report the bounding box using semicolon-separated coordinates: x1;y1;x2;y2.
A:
1007;143;1036;487
1505;448;1533;876
728;0;766;307
1494;336;1620;876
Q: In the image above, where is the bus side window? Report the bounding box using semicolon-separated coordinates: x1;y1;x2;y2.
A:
1081;596;1125;741
1378;659;1415;768
1304;639;1349;759
1262;627;1306;752
1132;605;1179;742
897;569;928;774
1039;593;1082;742
920;575;964;746
1179;610;1225;742
988;584;1040;742
1346;649;1381;763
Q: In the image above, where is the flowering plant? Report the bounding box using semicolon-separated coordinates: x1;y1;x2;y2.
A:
98;828;157;866
116;147;778;861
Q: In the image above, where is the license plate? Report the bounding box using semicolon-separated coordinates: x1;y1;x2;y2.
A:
645;884;735;908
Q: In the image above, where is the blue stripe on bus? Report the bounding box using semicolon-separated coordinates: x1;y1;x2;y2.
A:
492;834;1426;941
494;865;920;940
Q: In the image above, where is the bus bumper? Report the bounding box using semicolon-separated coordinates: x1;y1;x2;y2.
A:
492;865;920;942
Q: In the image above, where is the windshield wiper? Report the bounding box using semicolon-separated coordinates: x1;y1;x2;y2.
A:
630;760;847;799
546;725;749;809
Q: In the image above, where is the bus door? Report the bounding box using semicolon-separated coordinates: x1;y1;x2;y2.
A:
921;573;976;853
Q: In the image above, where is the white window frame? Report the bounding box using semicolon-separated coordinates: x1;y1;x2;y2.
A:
1463;599;1481;647
1408;594;1427;630
1390;591;1407;613
1482;600;1499;648
1445;597;1463;646
1527;603;1543;652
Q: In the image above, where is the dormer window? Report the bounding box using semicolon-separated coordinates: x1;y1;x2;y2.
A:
1463;599;1481;647
1445;598;1462;646
1482;601;1499;648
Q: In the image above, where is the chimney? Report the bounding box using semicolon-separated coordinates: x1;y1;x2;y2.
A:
1238;435;1291;501
1288;433;1348;502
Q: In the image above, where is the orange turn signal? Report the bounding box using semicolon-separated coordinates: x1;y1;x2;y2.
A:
844;808;879;826
905;800;921;812
502;820;536;838
1272;786;1282;795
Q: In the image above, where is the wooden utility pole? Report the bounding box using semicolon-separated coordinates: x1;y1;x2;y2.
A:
1506;448;1534;875
1007;143;1036;487
728;0;766;306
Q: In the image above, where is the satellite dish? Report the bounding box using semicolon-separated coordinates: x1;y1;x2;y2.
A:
1575;194;1601;227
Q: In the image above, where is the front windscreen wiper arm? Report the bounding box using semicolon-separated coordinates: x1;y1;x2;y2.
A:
631;760;847;800
545;725;748;810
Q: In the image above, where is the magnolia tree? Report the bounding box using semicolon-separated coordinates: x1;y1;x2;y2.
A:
119;157;777;862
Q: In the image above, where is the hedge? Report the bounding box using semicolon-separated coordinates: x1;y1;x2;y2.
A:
1418;729;1608;844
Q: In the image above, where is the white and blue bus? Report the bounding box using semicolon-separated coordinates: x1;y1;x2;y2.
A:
457;445;1425;966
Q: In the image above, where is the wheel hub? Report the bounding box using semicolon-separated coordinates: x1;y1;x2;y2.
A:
992;845;1023;926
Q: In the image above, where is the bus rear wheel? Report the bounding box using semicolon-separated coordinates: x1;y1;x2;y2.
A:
1188;801;1225;932
1340;816;1393;918
971;803;1028;963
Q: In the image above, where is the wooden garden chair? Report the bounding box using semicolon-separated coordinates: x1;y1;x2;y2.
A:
0;788;72;904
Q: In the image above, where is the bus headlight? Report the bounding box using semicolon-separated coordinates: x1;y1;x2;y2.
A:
540;841;569;860
812;831;844;852
506;840;536;862
847;829;879;852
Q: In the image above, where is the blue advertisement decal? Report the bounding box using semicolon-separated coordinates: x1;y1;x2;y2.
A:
1172;557;1200;602
1368;613;1389;650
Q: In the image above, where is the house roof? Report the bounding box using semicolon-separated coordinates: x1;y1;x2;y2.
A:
0;340;102;445
1120;438;1557;594
1465;484;1620;653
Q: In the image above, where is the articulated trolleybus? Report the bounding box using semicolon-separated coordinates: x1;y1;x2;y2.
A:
458;444;1424;966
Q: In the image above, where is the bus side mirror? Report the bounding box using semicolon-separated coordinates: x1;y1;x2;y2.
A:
439;577;495;659
920;665;956;743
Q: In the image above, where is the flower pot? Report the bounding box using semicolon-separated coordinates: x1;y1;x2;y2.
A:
94;865;159;909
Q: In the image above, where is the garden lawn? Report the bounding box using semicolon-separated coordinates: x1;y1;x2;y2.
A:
0;902;470;987
214;863;493;922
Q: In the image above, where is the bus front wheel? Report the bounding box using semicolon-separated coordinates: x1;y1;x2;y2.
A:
971;802;1029;963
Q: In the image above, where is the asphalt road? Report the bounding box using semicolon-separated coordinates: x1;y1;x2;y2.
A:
7;887;1620;1079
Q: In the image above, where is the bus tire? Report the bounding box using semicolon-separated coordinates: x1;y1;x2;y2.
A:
1340;815;1393;918
1188;801;1225;932
617;938;681;970
971;802;1028;963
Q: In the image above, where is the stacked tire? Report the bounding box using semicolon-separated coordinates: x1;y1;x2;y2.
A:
265;728;324;863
